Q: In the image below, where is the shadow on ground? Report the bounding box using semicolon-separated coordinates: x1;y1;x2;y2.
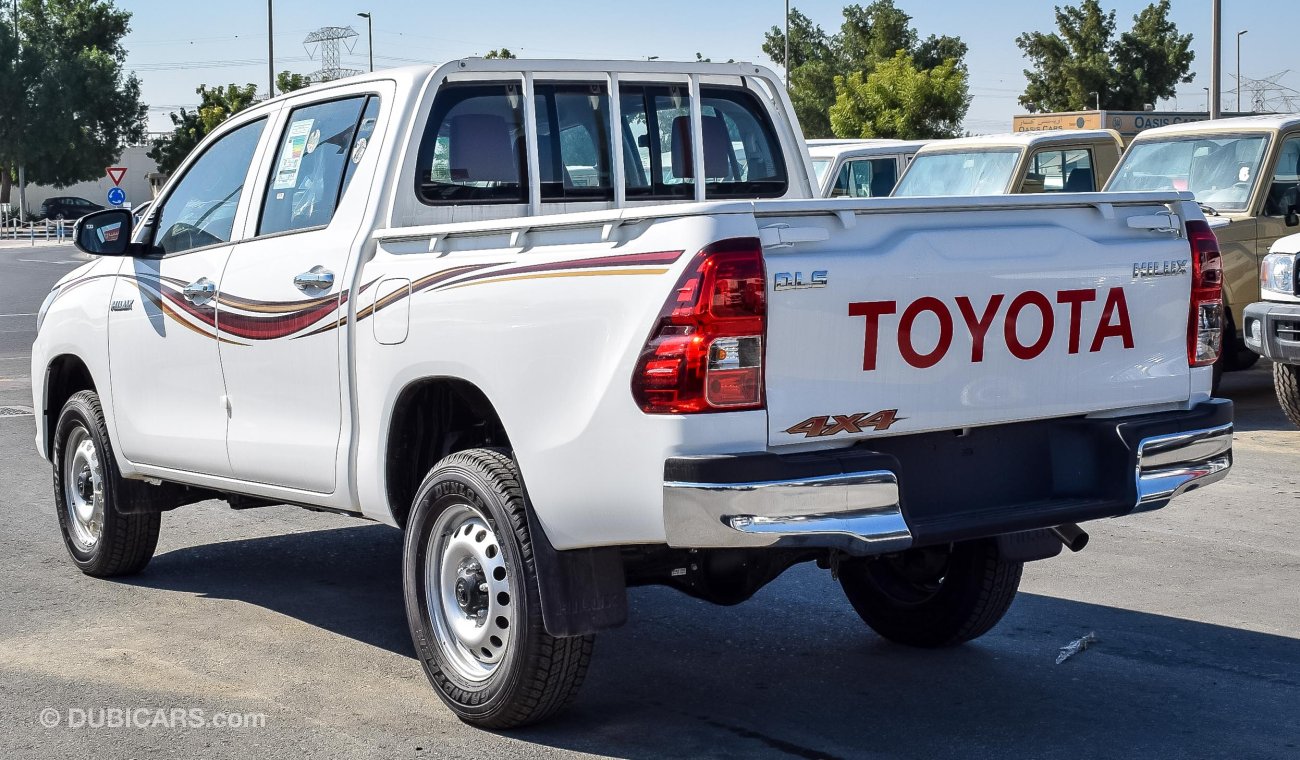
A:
126;524;1300;759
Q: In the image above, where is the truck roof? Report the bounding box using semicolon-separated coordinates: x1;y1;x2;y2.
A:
915;129;1122;154
1130;113;1300;140
807;139;933;160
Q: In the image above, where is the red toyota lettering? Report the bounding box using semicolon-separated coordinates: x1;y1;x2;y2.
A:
1090;287;1134;352
1056;289;1097;354
848;300;897;371
898;297;954;369
955;294;1004;362
850;287;1136;371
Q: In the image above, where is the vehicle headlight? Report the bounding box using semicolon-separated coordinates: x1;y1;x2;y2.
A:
36;288;58;333
1261;253;1297;296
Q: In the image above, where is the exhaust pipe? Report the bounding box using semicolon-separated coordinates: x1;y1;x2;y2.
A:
1050;523;1089;553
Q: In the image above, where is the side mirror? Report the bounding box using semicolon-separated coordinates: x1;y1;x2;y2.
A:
1286;206;1299;228
74;209;135;256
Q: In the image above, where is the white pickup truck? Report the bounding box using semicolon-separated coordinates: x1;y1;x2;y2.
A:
35;60;1233;728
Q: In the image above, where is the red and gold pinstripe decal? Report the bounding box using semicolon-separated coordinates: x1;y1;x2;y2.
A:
48;249;687;343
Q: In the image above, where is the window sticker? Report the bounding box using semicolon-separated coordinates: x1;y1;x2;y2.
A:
273;119;315;190
306;129;321;155
351;137;368;164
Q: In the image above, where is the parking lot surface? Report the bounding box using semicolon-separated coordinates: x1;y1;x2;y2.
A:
1;245;1297;759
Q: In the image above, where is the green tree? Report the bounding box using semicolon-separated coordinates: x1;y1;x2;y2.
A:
763;2;969;139
148;83;258;176
1112;1;1195;109
1017;0;1193;112
831;51;968;138
0;0;146;204
276;70;312;94
484;47;516;59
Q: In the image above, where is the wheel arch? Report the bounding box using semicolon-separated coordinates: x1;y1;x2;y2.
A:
384;376;511;529
43;354;97;460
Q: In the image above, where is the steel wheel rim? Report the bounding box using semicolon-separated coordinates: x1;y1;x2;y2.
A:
63;425;104;552
424;500;515;683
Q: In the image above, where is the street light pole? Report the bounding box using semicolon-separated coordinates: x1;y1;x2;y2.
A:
784;0;790;90
1237;29;1248;113
357;12;373;73
267;0;275;97
1209;0;1221;119
12;0;25;219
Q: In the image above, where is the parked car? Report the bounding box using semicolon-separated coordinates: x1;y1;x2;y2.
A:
130;200;152;227
39;196;105;220
807;138;932;198
893;129;1123;197
1243;234;1300;423
1108;115;1300;376
39;59;1232;729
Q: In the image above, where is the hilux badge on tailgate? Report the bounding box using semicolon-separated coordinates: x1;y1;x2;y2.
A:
774;270;827;291
1132;259;1188;278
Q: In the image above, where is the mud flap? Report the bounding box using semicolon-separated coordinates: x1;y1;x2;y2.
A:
523;505;629;637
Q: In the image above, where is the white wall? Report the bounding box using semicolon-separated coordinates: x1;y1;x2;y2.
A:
21;145;159;214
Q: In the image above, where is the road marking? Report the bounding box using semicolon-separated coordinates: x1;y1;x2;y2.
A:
17;259;81;265
0;313;37;318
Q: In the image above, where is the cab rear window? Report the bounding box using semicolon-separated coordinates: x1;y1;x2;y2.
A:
415;84;529;205
415;80;787;206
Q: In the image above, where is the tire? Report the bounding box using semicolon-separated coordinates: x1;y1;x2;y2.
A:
52;390;160;577
838;538;1022;648
1273;362;1300;428
403;448;593;728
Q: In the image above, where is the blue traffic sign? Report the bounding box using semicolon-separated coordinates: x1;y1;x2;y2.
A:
107;187;126;207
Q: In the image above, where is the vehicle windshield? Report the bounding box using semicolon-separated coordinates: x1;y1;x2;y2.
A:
811;158;832;186
1107;134;1270;211
892;149;1020;196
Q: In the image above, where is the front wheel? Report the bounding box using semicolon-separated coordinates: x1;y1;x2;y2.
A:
52;390;160;576
403;448;593;728
1273;362;1300;428
838;539;1022;648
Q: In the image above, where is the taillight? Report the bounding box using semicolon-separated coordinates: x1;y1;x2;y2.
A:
632;237;766;413
1186;219;1223;368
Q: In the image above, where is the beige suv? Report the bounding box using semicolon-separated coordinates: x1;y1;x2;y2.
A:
893;129;1124;197
1107;115;1300;373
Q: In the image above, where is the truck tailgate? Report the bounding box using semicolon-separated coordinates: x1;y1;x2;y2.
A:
757;195;1195;446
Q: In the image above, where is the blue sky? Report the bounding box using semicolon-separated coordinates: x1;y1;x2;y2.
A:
121;0;1296;134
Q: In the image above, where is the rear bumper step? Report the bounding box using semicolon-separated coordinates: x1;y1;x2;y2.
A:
663;400;1233;555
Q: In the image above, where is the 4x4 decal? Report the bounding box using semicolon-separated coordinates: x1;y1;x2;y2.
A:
784;410;904;438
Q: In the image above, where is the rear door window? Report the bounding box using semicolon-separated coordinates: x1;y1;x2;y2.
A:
1264;135;1300;216
830;157;898;198
1025;148;1095;192
260;95;374;236
415;83;528;205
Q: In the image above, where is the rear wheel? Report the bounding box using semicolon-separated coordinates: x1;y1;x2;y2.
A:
838;539;1022;648
403;448;593;728
52;390;160;577
1273;362;1300;428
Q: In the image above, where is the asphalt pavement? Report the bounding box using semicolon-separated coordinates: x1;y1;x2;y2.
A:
1;245;1297;759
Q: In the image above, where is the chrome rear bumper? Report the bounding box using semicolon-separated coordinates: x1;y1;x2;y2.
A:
663;471;912;556
662;401;1233;555
1134;423;1233;511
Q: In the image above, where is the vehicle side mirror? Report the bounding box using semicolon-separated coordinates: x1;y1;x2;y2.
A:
1287;205;1299;228
74;209;136;256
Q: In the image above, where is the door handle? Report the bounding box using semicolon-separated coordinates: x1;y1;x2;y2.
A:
182;277;216;303
294;266;335;291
